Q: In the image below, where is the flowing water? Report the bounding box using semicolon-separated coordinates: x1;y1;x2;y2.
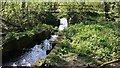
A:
3;34;58;66
59;17;68;30
2;17;68;66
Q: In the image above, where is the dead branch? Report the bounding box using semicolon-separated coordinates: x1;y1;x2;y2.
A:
98;59;120;68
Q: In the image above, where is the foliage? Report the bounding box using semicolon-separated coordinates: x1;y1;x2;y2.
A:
1;2;120;32
44;21;119;65
1;2;120;66
1;2;60;32
62;22;120;64
4;23;54;41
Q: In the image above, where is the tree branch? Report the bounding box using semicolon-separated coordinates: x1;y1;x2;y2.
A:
98;59;120;68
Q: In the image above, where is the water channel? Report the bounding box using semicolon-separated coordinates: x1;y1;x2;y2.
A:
2;17;68;66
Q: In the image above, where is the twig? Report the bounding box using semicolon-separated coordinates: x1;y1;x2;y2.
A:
98;59;120;68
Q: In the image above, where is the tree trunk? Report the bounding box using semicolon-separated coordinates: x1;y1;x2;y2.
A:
117;2;120;17
104;2;110;20
21;2;26;19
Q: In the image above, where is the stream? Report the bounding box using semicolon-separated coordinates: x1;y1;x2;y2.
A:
2;17;68;66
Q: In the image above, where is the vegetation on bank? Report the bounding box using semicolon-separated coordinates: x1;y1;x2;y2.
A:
1;2;120;33
1;2;120;66
44;21;120;66
2;23;56;43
